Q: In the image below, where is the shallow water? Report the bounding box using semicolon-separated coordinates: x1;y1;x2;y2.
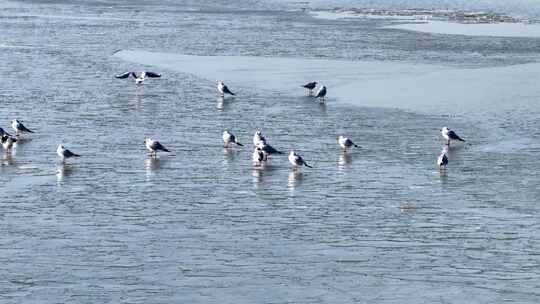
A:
1;0;540;303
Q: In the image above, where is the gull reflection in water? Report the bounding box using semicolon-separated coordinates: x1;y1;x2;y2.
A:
288;170;303;192
145;157;161;180
338;152;353;170
223;147;236;164
56;163;74;184
216;96;226;110
2;153;15;166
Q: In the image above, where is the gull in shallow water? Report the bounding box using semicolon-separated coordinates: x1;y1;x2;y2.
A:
57;144;80;162
217;81;235;96
11;119;34;136
0;127;11;137
222;130;243;148
288;150;312;169
314;85;327;102
437;147;449;169
441;126;465;147
252;147;267;166
337;135;359;150
145;138;170;157
302;81;317;96
253;130;266;147
1;135;17;152
115;71;161;85
256;141;283;155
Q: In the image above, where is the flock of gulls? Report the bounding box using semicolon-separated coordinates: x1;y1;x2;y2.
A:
1;70;465;172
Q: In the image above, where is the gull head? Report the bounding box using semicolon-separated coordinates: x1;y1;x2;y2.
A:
441;126;449;132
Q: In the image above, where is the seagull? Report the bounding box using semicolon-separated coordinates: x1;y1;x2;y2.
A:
0;127;11;137
302;81;317;95
437;150;449;169
288;151;312;169
222;130;243;147
217;81;235;96
1;135;17;152
441;127;465;146
314;85;327;102
115;71;161;85
256;141;283;155
57;144;80;162
11;119;34;135
337;136;359;150
252;147;267;165
253;130;266;146
145;138;170;157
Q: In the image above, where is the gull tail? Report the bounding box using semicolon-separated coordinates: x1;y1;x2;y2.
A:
354;144;359;148
73;154;81;157
304;163;313;168
235;142;244;147
163;148;171;152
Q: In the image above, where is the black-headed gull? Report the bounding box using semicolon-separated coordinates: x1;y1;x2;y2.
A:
256;141;283;155
253;130;266;146
288;151;312;169
115;71;161;85
314;85;327;102
1;135;17;152
222;130;243;147
217;81;235;96
57;144;80;162
437;147;449;169
145;138;170;157
11;119;34;135
302;81;317;95
441;127;465;146
337;136;359;150
252;147;267;166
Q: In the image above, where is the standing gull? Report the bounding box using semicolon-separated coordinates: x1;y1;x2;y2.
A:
145;138;170;157
1;135;17;152
256;141;283;155
222;130;243;147
252;147;267;166
314;85;327;102
288;151;313;169
57;144;80;162
302;81;317;96
11;119;34;136
337;135;359;150
437;149;449;169
217;81;235;96
441;127;465;146
0;127;11;137
253;130;266;146
115;71;161;85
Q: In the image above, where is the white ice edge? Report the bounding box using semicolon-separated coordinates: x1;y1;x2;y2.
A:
114;50;540;113
385;20;540;37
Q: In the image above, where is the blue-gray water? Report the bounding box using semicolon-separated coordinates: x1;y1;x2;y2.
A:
1;0;540;303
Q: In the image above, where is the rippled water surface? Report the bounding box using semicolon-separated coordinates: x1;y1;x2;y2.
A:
1;0;540;303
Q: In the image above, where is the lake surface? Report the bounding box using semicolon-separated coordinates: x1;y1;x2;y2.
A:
1;0;540;303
